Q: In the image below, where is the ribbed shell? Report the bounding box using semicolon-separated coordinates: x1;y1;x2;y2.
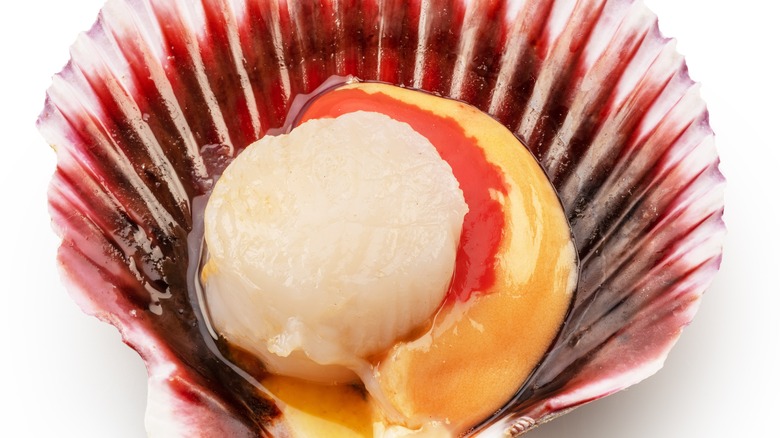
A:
38;0;724;436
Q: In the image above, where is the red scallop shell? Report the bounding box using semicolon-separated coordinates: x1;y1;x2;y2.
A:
38;0;724;435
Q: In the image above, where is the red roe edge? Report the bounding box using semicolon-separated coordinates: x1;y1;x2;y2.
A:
299;87;508;302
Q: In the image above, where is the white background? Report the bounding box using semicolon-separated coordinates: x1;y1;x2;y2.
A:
0;0;777;437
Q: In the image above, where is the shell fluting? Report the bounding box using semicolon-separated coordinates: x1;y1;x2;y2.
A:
39;0;724;435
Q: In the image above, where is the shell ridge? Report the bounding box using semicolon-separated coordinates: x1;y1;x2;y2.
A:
571;150;721;327
556;43;681;217
113;0;212;189
519;0;605;158
50;156;153;274
110;0;215;183
488;0;555;130
446;0;496;102
375;0;388;79
217;0;264;139
235;0;292;131
446;0;476;100
286;0;318;92
329;0;349;75
163;0;237;154
90;5;194;222
572;91;709;265
412;0;433;89
197;0;266;148
47;63;181;239
540;1;655;182
269;0;294;103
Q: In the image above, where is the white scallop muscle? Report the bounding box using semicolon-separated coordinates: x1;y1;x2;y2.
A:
202;111;467;384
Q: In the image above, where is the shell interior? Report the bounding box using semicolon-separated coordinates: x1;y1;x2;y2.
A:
38;0;724;435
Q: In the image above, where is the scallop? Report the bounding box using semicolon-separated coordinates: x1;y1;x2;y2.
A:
202;111;468;385
38;0;724;436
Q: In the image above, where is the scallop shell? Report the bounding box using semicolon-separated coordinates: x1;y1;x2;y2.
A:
38;0;724;436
